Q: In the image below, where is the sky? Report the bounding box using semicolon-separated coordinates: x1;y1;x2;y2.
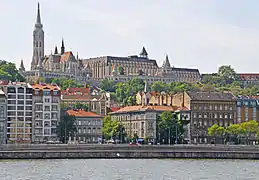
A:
1;0;259;73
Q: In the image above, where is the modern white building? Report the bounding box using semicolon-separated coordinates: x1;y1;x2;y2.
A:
2;82;33;143
0;89;7;144
31;83;60;143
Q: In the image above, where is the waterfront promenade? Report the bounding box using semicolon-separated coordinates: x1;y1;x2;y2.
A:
1;144;259;159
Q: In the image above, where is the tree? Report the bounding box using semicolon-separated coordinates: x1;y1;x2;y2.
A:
241;120;259;144
115;77;144;105
51;78;82;90
226;124;243;144
73;102;88;111
150;81;167;92
57;113;77;143
208;124;225;144
0;60;25;82
99;79;115;92
218;65;236;84
102;115;127;143
157;111;185;144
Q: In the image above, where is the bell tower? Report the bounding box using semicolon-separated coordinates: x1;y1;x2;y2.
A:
31;3;44;70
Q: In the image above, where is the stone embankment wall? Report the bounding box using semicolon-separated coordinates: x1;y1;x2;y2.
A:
1;144;259;159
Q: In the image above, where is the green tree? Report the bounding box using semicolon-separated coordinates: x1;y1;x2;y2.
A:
208;124;225;144
115;77;144;105
57;113;77;143
51;78;82;90
218;65;236;83
226;124;243;144
102;115;126;143
99;79;116;92
157;111;185;144
0;60;25;82
150;81;167;92
73;102;88;111
241;120;259;144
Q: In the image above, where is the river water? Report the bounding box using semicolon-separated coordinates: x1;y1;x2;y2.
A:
0;159;258;180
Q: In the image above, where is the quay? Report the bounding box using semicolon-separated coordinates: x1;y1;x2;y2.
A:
1;144;259;159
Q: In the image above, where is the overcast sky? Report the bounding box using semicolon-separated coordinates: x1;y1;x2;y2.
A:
1;0;259;73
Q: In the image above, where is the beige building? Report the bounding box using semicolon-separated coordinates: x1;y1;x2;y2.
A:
0;89;7;144
110;105;191;142
31;83;61;143
66;110;103;143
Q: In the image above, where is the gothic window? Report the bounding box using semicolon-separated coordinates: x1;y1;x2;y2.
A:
36;42;38;47
39;42;41;47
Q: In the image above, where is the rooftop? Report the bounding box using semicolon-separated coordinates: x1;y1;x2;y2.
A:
66;109;102;117
188;91;235;101
31;83;60;91
112;105;189;114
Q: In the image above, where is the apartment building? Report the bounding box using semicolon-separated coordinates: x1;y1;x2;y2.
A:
0;89;7;144
236;96;259;123
3;82;33;143
66;109;103;143
31;83;61;143
173;91;236;144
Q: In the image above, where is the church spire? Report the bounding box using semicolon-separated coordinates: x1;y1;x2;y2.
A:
54;46;58;54
61;38;65;55
162;54;171;68
35;2;42;28
19;59;25;72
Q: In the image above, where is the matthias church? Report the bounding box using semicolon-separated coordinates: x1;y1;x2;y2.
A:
22;3;201;85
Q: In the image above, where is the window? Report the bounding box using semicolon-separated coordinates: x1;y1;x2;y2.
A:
44;113;50;119
43;91;50;96
44;98;50;103
8;95;16;99
53;91;58;95
35;90;39;95
224;105;228;110
224;114;228;119
214;105;217;110
44;106;50;111
18;87;24;93
229;106;233;110
78;121;81;125
209;105;212;110
219;105;222;110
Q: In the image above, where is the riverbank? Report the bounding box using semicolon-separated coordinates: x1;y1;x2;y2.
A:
1;144;259;159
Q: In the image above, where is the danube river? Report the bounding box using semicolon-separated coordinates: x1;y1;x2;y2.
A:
0;159;258;180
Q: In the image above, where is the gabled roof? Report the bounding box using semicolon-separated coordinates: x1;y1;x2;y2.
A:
238;74;259;81
60;51;73;63
112;105;189;114
66;110;102;117
31;83;60;91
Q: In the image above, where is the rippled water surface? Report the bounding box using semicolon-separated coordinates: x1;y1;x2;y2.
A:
0;159;258;180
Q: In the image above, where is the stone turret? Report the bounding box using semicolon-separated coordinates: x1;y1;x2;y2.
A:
61;38;65;55
19;59;25;72
140;46;148;58
162;55;171;68
54;46;58;54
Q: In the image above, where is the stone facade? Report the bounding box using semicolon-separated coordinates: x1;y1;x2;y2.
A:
22;4;201;85
0;90;7;144
110;105;191;142
173;91;236;144
66;110;103;143
31;83;61;143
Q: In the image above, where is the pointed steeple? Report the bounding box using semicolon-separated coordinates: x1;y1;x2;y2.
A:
61;38;65;54
140;46;148;58
162;54;171;68
54;46;58;54
35;2;42;28
19;59;25;72
76;52;79;60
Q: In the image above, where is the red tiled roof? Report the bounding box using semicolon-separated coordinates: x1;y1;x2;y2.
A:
110;107;120;112
238;74;259;81
62;87;90;96
66;110;102;117
31;83;60;91
0;80;8;85
113;105;189;114
60;51;73;63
